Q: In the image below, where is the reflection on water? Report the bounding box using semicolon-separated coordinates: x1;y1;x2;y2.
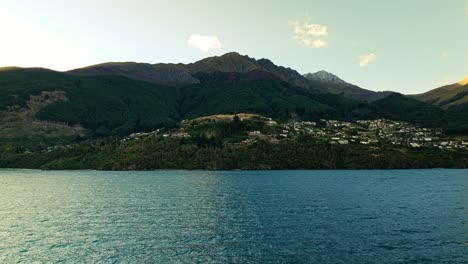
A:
0;169;467;263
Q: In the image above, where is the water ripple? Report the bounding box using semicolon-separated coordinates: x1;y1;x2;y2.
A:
0;169;467;263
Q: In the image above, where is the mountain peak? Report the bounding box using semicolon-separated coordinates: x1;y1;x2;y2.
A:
303;70;347;85
188;52;259;73
211;52;253;62
220;51;242;57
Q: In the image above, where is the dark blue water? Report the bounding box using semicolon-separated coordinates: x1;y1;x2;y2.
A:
0;170;466;263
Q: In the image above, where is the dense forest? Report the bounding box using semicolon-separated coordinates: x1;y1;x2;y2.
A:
1;136;467;170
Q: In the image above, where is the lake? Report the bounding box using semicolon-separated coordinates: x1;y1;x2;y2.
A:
0;169;467;263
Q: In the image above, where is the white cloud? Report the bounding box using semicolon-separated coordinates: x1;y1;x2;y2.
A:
291;21;328;48
358;53;377;67
187;35;222;52
442;51;448;58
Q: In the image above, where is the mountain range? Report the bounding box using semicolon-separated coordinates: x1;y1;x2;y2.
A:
69;52;392;102
0;52;466;139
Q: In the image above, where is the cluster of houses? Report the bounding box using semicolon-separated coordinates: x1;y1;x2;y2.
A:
39;144;73;153
116;118;468;152
276;119;468;150
120;129;161;142
162;131;191;139
121;128;191;142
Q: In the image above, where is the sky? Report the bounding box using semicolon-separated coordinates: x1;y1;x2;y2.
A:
0;0;467;94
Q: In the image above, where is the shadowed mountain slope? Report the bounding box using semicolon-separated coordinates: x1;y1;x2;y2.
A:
68;52;387;101
69;52;312;89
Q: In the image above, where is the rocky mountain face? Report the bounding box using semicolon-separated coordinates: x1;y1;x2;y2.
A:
304;70;348;85
304;70;392;102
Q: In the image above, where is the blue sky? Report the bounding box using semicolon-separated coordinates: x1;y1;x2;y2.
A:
0;0;467;93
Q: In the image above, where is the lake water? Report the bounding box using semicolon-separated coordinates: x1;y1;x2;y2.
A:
0;169;467;263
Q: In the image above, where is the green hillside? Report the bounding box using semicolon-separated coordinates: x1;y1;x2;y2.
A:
0;69;179;137
0;69;377;138
372;93;447;127
0;68;466;141
178;72;376;121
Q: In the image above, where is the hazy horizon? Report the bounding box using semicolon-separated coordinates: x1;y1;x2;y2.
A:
1;0;467;93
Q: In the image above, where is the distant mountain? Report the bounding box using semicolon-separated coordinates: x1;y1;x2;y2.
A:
304;70;348;85
304;71;392;102
413;78;468;112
